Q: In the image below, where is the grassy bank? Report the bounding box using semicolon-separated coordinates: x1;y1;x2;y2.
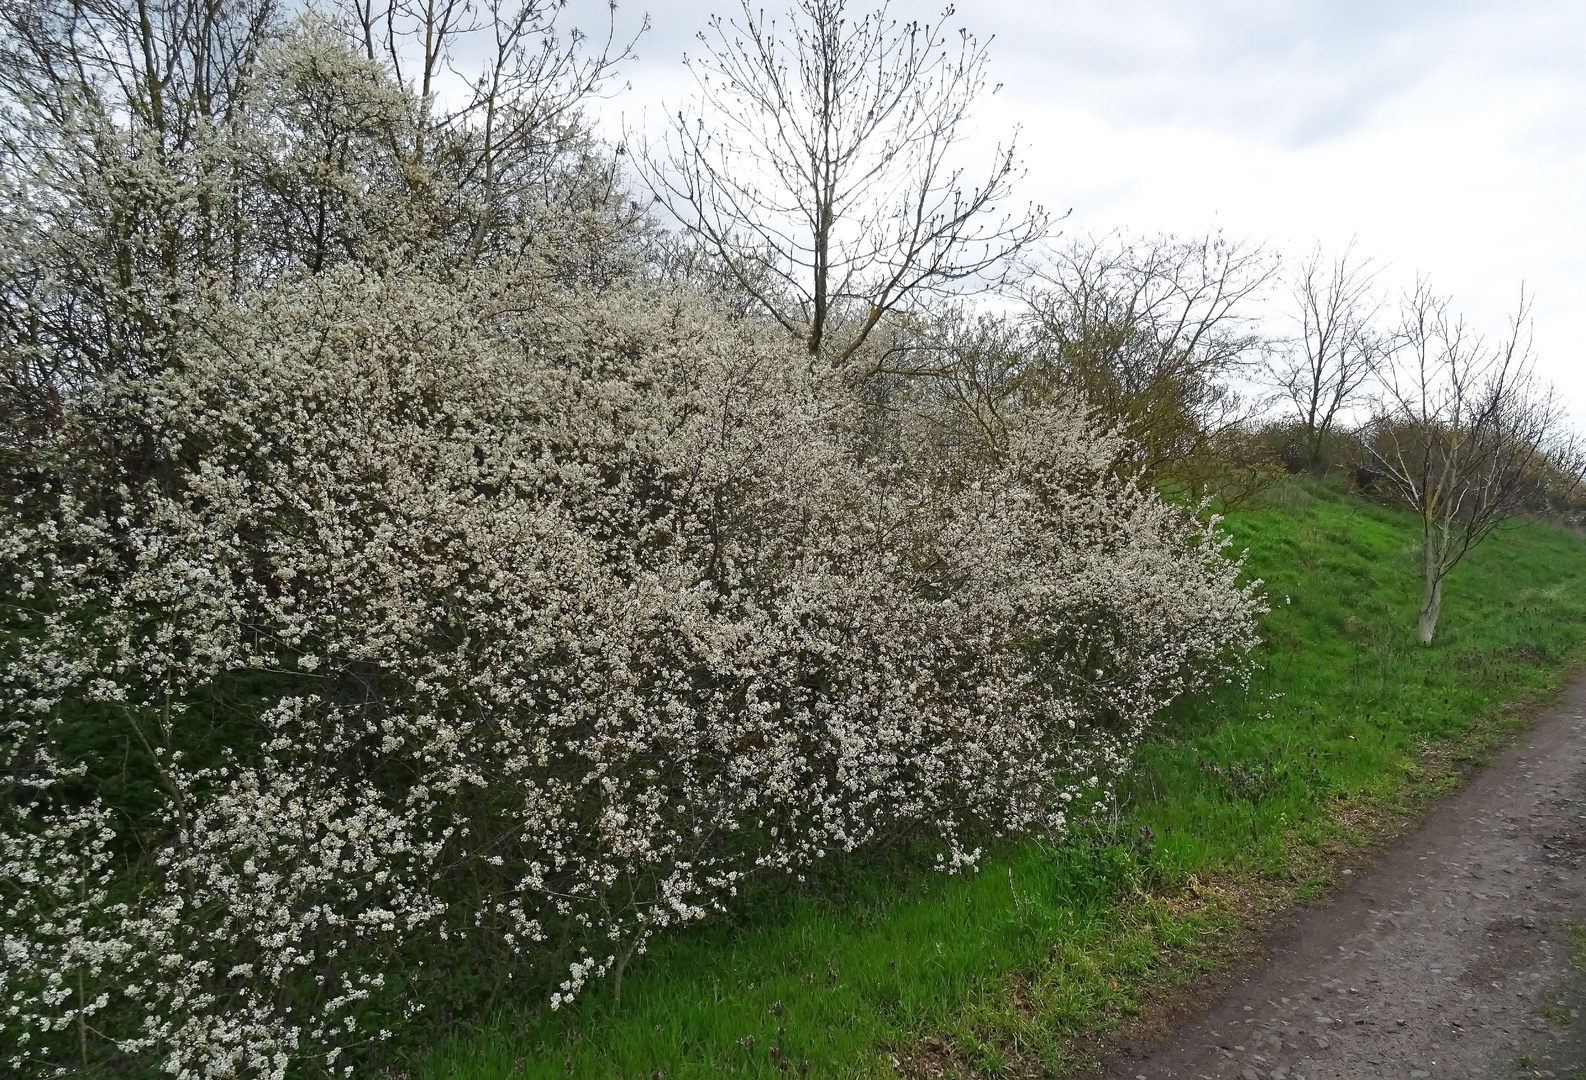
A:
416;478;1586;1080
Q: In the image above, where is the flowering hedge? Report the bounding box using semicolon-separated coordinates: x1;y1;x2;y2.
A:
1;268;1262;1076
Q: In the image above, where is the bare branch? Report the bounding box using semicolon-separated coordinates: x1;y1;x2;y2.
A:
1266;238;1385;468
635;0;1048;363
1019;231;1276;483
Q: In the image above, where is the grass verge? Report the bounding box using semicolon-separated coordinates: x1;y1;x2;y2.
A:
416;478;1586;1080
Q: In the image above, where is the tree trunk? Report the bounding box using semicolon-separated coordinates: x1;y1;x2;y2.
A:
1418;564;1444;646
610;934;643;1005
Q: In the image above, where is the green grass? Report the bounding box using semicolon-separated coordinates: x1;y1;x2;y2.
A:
1569;922;1586;970
415;478;1586;1080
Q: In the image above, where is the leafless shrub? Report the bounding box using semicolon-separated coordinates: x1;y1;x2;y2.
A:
1267;240;1388;471
1020;232;1276;488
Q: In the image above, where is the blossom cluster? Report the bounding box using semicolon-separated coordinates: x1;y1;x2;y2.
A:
1;267;1262;1076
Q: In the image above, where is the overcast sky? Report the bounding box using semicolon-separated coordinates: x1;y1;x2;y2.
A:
567;0;1586;411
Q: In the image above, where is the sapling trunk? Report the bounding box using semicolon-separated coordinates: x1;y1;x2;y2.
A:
611;934;644;1005
1418;563;1444;646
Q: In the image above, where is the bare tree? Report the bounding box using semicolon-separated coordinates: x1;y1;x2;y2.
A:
1362;283;1582;645
1020;232;1275;483
1268;240;1385;469
639;0;1047;365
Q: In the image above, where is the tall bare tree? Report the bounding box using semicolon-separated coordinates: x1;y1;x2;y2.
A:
1268;240;1385;469
640;0;1047;365
1363;283;1582;645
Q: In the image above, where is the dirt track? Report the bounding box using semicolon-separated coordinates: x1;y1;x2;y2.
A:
1103;677;1586;1080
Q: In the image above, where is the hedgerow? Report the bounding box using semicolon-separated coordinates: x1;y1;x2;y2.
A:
1;265;1261;1076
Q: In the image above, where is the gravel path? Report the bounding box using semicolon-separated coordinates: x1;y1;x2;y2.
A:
1104;677;1586;1080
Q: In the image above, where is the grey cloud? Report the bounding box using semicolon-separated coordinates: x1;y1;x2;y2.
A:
979;0;1497;146
584;0;1582;151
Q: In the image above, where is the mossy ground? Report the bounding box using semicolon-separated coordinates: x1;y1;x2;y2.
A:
416;478;1586;1080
